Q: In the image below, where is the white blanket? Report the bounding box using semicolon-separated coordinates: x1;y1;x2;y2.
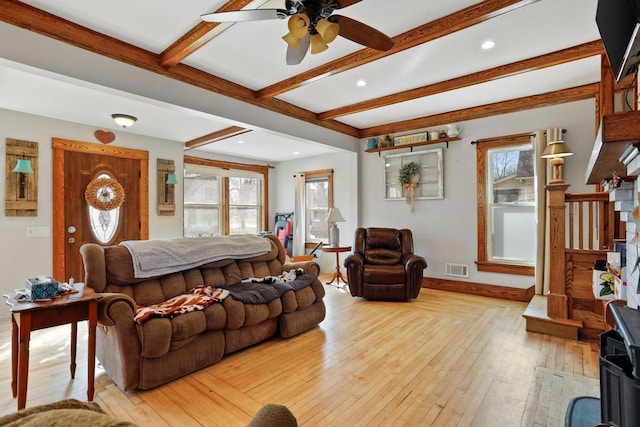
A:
120;235;272;279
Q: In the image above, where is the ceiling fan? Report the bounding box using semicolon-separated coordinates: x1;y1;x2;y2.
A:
201;0;394;65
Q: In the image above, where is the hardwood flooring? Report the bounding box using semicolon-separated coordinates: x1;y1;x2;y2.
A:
0;282;600;426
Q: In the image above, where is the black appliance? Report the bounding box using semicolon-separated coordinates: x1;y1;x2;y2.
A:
596;0;640;82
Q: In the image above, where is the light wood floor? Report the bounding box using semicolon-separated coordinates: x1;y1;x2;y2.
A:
0;282;600;426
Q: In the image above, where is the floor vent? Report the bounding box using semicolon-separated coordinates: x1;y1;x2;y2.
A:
445;263;469;278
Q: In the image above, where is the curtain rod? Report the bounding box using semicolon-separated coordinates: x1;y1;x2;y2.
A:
471;128;566;145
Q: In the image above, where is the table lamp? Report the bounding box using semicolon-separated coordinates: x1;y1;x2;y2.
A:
325;207;345;247
541;140;573;183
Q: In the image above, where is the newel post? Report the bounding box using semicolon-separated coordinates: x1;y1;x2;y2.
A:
546;182;570;319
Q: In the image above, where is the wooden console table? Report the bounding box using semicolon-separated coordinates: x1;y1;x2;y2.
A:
4;287;101;410
323;246;351;287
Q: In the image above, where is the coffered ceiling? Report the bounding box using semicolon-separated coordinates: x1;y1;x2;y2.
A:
0;0;603;162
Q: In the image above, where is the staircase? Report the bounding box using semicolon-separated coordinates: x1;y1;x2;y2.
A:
523;189;619;340
523;295;583;340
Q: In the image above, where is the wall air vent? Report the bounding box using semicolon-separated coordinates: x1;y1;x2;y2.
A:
445;263;469;278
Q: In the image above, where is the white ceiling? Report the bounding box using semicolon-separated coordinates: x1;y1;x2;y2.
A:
0;0;603;162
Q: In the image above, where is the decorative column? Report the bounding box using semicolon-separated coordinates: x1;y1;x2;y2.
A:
546;182;570;319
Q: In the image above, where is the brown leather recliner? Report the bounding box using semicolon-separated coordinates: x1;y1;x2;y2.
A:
344;227;427;300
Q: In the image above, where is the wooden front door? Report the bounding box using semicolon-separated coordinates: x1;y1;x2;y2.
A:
52;138;149;282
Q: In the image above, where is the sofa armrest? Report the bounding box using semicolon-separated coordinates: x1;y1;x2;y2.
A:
94;292;142;391
283;261;320;277
403;254;427;299
344;253;365;297
403;254;427;272
97;292;136;327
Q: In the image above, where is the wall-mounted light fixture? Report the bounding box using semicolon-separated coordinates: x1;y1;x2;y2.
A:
13;156;34;199
111;113;137;128
157;159;176;216
166;173;178;185
5;138;38;216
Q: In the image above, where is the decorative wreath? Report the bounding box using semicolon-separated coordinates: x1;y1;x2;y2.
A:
84;177;125;211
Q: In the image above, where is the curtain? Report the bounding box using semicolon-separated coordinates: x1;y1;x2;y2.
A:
533;127;564;294
293;173;306;257
533;130;548;295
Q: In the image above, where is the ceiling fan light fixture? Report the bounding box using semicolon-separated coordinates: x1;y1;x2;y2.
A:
282;31;302;49
310;33;328;54
111;113;137;128
316;18;339;44
288;13;310;39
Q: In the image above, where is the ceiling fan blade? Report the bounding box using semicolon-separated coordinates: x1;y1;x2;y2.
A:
335;0;363;8
331;15;394;51
286;34;310;65
201;9;288;22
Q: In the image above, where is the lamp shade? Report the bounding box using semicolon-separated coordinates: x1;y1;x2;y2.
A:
282;32;302;49
111;113;137;128
287;14;310;39
13;158;34;174
166;173;178;185
316;18;339;44
309;33;328;54
325;207;345;223
541;140;573;158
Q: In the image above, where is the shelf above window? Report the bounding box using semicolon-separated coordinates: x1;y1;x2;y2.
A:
366;136;460;154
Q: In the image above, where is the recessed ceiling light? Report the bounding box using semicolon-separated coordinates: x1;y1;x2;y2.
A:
237;140;245;144
356;79;367;87
293;151;300;155
481;40;496;50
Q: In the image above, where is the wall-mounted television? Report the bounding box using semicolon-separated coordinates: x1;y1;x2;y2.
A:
596;0;640;82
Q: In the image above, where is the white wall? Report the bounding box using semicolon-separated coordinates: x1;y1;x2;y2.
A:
0;99;598;318
272;151;358;272
358;99;596;289
0;109;185;317
0;108;347;318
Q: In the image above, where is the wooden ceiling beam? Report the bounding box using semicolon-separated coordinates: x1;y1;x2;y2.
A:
160;0;263;68
255;0;540;99
359;83;599;138
184;126;251;150
319;40;604;120
0;0;359;137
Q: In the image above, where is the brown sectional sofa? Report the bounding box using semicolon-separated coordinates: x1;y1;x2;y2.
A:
79;234;325;391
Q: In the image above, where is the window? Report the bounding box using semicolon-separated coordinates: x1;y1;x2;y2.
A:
88;172;121;244
184;172;220;237
229;177;260;235
384;149;444;199
183;156;269;237
476;134;535;276
304;169;333;244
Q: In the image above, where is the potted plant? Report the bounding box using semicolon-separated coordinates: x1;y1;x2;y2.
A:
399;162;421;185
399;162;421;212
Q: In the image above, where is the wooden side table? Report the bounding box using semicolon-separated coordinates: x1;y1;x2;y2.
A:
4;287;101;410
323;246;351;286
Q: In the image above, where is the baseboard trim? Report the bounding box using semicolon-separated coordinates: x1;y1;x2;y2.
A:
422;277;535;302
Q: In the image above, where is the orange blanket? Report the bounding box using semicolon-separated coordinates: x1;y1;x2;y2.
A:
134;285;229;324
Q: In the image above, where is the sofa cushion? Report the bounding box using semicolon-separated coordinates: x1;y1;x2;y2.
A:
363;264;405;284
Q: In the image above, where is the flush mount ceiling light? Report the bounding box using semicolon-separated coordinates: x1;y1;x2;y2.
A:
111;113;137;128
481;40;496;50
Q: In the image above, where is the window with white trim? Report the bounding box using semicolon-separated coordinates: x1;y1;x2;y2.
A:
183;159;267;237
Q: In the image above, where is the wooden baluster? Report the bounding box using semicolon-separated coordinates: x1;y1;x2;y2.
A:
588;201;598;249
578;201;584;250
568;201;575;250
